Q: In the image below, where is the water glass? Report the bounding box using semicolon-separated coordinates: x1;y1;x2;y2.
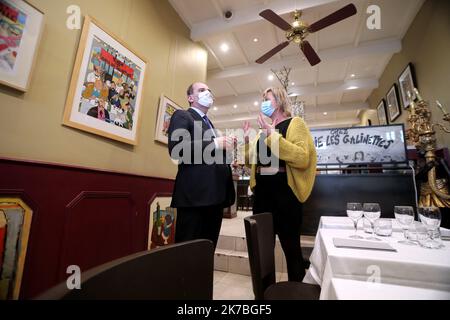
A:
394;206;416;245
363;218;372;233
346;203;363;239
363;203;381;241
418;207;442;249
405;222;429;244
374;219;392;237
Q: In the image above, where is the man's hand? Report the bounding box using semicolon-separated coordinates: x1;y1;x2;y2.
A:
214;136;236;150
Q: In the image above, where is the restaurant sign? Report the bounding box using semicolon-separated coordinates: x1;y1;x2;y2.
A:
311;124;407;165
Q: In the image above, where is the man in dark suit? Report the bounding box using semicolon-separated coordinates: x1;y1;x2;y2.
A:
168;82;236;248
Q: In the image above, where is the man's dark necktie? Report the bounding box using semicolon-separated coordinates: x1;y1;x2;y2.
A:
203;115;216;137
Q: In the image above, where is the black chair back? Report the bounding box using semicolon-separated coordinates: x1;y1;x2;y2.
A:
244;213;276;300
35;240;214;300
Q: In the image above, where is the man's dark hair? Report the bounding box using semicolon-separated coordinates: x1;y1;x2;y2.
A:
187;84;195;96
187;83;195;106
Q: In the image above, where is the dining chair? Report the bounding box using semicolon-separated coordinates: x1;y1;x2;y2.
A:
35;239;214;300
244;213;321;300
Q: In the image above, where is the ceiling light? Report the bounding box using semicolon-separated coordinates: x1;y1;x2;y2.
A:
268;75;274;81
291;82;295;86
253;38;259;42
213;107;218;111
293;21;300;28
350;74;355;78
323;112;328;116
233;104;238;109
347;86;359;90
254;101;259;106
220;43;229;52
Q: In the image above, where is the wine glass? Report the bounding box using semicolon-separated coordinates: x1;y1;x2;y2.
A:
418;207;442;249
394;206;416;245
347;203;363;239
363;203;381;241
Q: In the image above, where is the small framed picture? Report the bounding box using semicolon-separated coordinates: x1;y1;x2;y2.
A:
148;195;177;250
377;99;388;125
386;84;401;122
398;63;417;109
154;95;183;145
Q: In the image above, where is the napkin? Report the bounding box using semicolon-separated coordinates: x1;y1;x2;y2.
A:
333;237;397;252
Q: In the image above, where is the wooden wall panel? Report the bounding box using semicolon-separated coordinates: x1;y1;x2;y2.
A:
0;158;174;299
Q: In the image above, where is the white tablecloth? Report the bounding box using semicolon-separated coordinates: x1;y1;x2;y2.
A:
329;278;450;300
304;217;450;300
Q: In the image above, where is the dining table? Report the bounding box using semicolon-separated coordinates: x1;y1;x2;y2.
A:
303;216;450;300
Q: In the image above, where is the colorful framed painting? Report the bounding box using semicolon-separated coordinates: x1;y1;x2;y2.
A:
0;0;44;92
398;63;417;109
155;95;183;144
377;99;388;125
63;16;147;145
147;195;176;250
386;83;401;123
0;198;32;300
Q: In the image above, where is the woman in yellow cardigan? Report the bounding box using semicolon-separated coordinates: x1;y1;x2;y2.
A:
243;87;317;282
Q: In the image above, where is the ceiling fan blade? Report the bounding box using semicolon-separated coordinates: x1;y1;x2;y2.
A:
308;3;357;33
256;41;290;64
301;41;321;66
259;9;292;31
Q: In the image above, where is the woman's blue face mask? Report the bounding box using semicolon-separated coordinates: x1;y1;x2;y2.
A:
260;100;275;117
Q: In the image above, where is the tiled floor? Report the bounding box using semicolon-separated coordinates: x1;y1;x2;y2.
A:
213;271;288;300
220;211;251;237
213;271;253;300
215;211;291;300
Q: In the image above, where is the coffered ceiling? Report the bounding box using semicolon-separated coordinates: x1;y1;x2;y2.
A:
169;0;424;130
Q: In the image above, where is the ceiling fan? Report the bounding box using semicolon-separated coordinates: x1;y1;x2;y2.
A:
256;3;357;66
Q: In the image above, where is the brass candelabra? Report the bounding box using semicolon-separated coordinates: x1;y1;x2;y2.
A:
406;88;450;207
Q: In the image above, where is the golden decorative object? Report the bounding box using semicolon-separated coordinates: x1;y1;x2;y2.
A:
406;88;450;208
419;179;450;208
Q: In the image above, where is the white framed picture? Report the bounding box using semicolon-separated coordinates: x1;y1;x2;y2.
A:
386;84;401;123
154;95;183;145
147;194;176;250
398;63;417;109
377;99;388;125
0;0;44;92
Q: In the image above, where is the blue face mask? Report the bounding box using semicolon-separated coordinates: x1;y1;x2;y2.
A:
260;100;275;117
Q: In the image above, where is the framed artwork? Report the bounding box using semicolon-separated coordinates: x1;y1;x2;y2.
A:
386;83;401;122
377;99;388;125
398;63;417;109
0;0;44;92
154;95;183;144
63;16;147;145
0;198;33;300
147;195;176;250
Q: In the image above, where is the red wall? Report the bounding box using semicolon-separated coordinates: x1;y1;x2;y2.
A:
0;157;174;299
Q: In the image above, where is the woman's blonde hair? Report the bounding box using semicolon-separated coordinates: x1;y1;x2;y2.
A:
263;87;292;117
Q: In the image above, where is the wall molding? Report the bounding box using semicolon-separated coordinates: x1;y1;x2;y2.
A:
0;156;175;182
